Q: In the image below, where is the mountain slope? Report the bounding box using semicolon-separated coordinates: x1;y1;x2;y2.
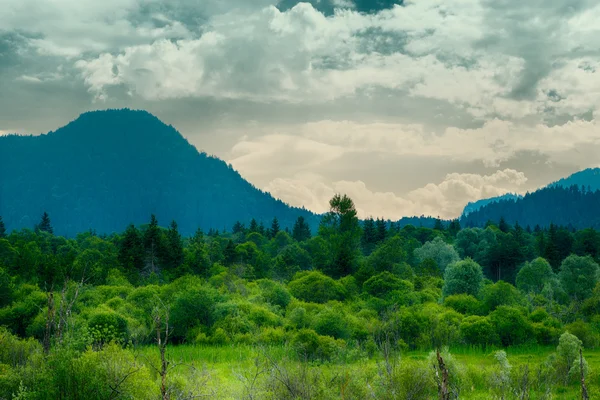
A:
461;193;522;217
548;167;600;192
0;109;319;236
460;185;600;229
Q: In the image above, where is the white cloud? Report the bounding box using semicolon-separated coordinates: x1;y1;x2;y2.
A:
265;168;528;219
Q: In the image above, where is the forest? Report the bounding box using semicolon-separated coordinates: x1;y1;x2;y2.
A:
1;194;600;399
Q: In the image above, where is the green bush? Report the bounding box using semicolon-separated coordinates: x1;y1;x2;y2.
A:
257;279;292;308
442;258;483;298
489;306;534;346
288;271;346;303
444;294;481;315
87;309;129;347
312;308;351;340
460;316;499;346
363;272;413;298
291;329;345;361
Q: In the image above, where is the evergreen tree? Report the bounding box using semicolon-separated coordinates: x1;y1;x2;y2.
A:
498;217;510;233
433;218;445;231
224;239;236;265
192;228;204;244
38;212;53;234
0;216;6;238
165;220;184;271
269;217;280;239
361;218;377;254
118;224;144;274
292;216;311;242
448;219;461;237
320;194;361;277
258;222;266;236
375;218;387;243
143;214;163;275
544;224;561;271
249;218;259;233
232;221;245;234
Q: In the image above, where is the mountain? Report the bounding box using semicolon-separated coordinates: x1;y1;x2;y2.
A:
460;185;600;229
0;109;320;236
548;167;600;192
460;168;600;219
461;193;522;217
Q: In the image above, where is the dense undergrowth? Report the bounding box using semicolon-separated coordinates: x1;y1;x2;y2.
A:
1;194;600;398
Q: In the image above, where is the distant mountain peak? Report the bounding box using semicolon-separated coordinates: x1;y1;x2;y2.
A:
0;109;319;236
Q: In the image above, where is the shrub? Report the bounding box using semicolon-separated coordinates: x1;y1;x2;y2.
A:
564;320;599;348
363;272;413;298
442;259;483;298
312;308;350;340
258;279;292;308
444;294;481;315
460;316;499;347
489;306;534;346
480;281;524;313
287;271;346;303
291;329;345;361
87;310;129;348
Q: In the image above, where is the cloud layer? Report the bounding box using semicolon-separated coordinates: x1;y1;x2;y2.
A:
2;0;600;219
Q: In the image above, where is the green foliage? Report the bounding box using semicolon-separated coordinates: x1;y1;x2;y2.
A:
460;315;499;346
287;271;346;303
444;294;481;315
479;281;525;313
414;236;459;273
170;285;221;342
559;255;600;301
87;309;129;348
442;258;484;298
363;271;413;298
516;257;556;294
489;306;534;346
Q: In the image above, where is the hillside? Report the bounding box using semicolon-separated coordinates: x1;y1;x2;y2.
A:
461;193;522;217
460;185;600;229
0;109;319;236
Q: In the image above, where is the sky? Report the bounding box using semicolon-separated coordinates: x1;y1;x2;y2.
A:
1;0;600;220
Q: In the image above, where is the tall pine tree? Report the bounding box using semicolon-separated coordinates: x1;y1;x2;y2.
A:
292;216;311;242
118;224;145;276
165;220;184;271
375;218;387;243
269;217;280;239
143;214;163;275
38;212;53;234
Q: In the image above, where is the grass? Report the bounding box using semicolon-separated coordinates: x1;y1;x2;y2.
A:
135;343;600;399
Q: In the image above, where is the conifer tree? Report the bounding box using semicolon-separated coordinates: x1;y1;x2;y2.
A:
232;221;245;234
165;220;184;270
375;218;387;243
143;214;163;275
448;219;461;237
269;217;280;239
292;216;311;242
498;216;510;233
361;217;377;254
0;216;6;238
249;218;259;233
38;212;53;234
224;239;236;265
434;218;445;231
118;224;145;273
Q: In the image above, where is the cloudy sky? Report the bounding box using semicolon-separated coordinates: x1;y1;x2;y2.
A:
2;0;600;219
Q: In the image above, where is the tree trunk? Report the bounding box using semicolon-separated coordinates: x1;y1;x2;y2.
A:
436;349;450;400
580;348;589;400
